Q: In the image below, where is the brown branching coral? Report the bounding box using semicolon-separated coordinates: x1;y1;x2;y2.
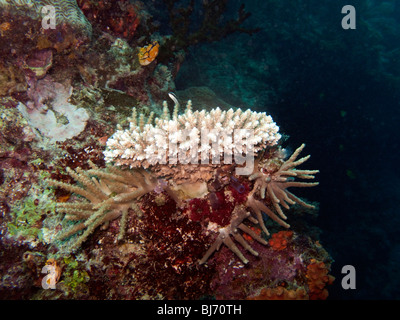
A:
48;160;157;251
199;144;319;264
199;205;267;264
247;143;319;235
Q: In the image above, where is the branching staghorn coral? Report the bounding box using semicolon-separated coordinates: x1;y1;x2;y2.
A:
246;143;319;236
199;205;268;265
199;144;319;264
48;160;157;251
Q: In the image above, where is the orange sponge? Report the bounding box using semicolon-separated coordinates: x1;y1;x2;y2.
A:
306;259;335;300
268;230;293;250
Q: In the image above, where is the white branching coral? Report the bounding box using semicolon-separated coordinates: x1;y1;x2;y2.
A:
104;100;281;170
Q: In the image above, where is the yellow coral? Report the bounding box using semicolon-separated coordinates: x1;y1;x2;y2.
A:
138;41;160;66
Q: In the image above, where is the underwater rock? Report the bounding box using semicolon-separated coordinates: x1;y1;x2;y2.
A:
23;49;53;79
0;0;91;86
0;63;27;96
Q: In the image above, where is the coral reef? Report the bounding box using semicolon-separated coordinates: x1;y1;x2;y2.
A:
268;230;294;251
200;143;318;264
247;143;319;236
17;78;90;144
0;63;26;96
0;0;334;301
52;99;319;268
77;0;140;41
0;0;92;37
210;231;334;300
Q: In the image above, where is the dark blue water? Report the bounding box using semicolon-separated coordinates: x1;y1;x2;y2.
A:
176;0;400;299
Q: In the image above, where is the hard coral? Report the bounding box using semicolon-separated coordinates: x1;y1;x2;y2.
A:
48;161;157;252
104;99;281;171
16;78;90;144
47;96;319;269
247;143;319;236
102;99;318;265
199;205;268;264
200;144;319;264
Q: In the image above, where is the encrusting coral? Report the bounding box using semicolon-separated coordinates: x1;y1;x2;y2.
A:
306;259;335;300
50;98;319;265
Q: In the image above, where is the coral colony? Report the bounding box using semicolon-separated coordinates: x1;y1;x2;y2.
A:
0;0;334;300
50;94;321;265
